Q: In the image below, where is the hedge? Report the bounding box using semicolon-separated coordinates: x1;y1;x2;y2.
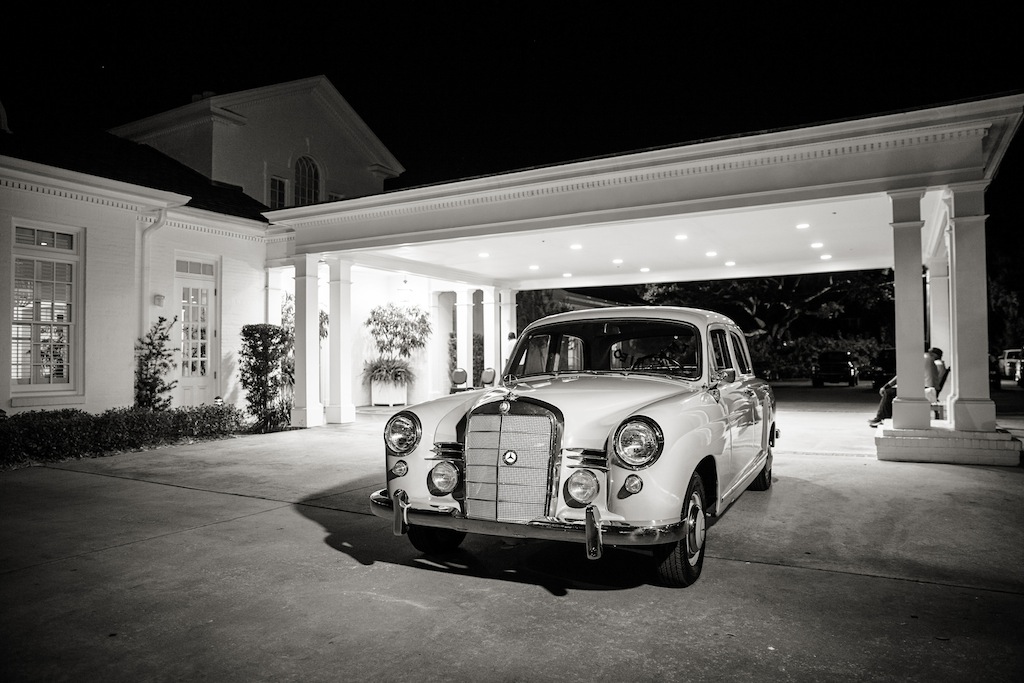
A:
0;404;248;470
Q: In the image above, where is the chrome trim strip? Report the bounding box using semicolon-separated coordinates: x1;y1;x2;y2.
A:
370;489;684;547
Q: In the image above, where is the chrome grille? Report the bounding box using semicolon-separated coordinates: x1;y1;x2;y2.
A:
464;411;554;523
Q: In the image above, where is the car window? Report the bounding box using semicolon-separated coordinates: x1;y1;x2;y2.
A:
509;319;701;380
554;335;584;371
729;330;752;375
710;329;733;373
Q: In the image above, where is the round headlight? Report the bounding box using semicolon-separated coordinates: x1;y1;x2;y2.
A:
566;469;600;504
613;418;664;469
384;412;421;455
429;461;460;494
623;474;643;494
391;460;408;477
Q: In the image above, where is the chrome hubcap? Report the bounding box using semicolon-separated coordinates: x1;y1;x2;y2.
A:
685;491;706;566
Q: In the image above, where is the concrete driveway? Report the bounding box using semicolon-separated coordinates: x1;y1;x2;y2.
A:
2;384;1022;682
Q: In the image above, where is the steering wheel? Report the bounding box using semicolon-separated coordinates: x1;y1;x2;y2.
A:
631;355;681;370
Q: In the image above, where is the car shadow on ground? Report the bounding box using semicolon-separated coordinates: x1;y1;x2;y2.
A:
295;478;723;595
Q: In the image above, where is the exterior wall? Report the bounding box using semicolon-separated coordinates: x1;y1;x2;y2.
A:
1;180;143;414
139;122;215;180
146;220;267;409
213;95;386;205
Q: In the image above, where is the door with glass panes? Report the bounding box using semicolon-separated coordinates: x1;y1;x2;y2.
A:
175;258;218;406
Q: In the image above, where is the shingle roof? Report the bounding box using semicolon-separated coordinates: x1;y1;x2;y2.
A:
0;129;269;223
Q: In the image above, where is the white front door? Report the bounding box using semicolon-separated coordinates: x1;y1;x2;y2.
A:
175;259;218;406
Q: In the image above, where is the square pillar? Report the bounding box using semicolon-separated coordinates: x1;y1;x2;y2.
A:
499;288;518;370
325;258;355;424
888;191;931;429
455;288;475;383
481;286;500;376
946;184;997;431
290;253;323;427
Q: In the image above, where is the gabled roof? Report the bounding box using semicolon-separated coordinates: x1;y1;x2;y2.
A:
0;129;269;222
109;75;404;178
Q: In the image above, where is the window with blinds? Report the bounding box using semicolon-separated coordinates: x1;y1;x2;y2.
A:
11;225;80;390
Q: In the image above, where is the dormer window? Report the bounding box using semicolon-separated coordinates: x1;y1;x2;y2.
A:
294;156;320;206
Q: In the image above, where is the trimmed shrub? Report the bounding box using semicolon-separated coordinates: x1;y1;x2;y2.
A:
0;404;247;469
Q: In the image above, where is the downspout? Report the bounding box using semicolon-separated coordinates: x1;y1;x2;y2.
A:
139;209;169;337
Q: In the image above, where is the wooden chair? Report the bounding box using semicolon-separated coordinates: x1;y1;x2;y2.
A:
450;368;469;393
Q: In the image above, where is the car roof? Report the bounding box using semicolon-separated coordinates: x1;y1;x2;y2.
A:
524;306;739;331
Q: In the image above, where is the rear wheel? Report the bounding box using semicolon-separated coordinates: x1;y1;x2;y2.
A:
407;526;466;555
748;447;773;491
654;473;707;587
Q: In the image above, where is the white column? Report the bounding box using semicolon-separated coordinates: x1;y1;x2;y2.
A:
290;253;323;427
481;286;500;373
266;267;285;326
499;288;518;369
946;183;997;431
428;290;450;400
888;191;930;429
325;258;355;424
925;256;951;361
455;288;474;382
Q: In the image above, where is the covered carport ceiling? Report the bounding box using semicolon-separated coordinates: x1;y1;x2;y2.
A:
267;94;1022;290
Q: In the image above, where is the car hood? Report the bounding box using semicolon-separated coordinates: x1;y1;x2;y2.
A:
428;374;704;448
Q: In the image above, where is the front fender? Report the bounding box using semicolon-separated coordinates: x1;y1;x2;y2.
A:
606;391;727;526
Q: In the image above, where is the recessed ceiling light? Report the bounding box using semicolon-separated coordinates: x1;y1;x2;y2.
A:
820;254;832;260
570;244;583;250
705;251;717;257
612;258;623;264
640;267;650;273
797;223;810;230
528;265;539;270
675;234;688;241
725;261;736;267
811;242;823;249
563;272;573;277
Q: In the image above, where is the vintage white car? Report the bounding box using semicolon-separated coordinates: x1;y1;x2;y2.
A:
369;306;777;586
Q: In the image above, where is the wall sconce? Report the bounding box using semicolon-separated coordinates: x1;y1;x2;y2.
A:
153;294;165;307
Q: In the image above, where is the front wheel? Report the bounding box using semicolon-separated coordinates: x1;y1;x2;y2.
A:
653;473;707;587
407;526;466;555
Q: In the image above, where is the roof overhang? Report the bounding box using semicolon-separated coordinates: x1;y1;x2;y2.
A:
266;94;1024;289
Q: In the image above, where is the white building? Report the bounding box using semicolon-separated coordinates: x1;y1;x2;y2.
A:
2;77;1021;464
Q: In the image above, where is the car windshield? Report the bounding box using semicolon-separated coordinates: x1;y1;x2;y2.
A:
507;319;702;381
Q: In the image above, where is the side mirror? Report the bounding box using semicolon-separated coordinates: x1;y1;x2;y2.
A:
712;368;737;385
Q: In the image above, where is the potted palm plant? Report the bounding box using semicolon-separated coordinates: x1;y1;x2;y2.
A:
363;303;432;406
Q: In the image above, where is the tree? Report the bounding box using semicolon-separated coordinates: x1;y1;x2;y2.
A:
134;316;179;411
239;324;292;433
516;290;575;329
638;269;894;343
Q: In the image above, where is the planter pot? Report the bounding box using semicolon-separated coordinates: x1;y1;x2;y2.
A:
371;380;407;407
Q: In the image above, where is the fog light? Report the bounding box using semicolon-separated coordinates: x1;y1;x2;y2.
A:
623;474;643;494
567;469;600;504
430;461;459;494
391;460;408;477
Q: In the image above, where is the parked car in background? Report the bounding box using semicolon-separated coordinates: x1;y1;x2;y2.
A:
812;350;860;387
370;306;777;587
998;349;1021;379
866;348;896;391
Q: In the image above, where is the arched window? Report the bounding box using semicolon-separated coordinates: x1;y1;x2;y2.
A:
293;156;320;206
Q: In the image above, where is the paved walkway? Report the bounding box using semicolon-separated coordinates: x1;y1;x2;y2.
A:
1;384;1022;681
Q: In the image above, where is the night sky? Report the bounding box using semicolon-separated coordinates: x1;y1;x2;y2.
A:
4;5;1023;224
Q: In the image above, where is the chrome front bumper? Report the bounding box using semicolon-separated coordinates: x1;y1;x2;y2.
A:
369;489;685;560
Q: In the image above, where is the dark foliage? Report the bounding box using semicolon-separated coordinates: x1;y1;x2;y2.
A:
0;405;247;469
134;316;179;410
239;323;292;433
